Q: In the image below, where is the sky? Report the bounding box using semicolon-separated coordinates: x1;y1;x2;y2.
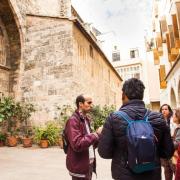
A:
71;0;153;60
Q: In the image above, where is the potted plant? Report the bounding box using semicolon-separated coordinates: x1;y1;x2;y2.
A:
21;128;34;148
56;105;73;149
0;132;6;147
17;103;35;148
34;121;60;148
34;126;49;148
0;97;18;147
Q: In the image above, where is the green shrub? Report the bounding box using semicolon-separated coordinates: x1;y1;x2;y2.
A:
0;97;16;122
55;104;115;132
56;105;74;134
17;103;35;137
0;97;17;134
0;132;6;142
0;96;35;136
34;121;60;146
90;105;115;131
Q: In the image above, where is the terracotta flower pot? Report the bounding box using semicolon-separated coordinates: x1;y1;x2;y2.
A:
40;140;48;148
22;137;32;148
7;136;17;147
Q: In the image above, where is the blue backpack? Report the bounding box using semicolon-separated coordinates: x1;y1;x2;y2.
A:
114;110;156;173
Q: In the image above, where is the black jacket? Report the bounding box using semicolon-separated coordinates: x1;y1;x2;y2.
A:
98;100;174;180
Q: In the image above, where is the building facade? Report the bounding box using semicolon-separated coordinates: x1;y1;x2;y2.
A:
0;0;122;122
151;0;180;109
111;47;161;111
112;46;121;62
116;61;142;81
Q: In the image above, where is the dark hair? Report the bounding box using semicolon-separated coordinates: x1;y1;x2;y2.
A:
174;108;180;123
122;78;145;100
76;94;85;108
159;104;173;118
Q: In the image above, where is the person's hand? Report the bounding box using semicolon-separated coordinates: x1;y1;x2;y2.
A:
96;126;103;135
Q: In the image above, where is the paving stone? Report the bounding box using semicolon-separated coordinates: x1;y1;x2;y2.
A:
0;146;166;180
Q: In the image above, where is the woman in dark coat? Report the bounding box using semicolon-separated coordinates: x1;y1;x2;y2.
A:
160;104;174;180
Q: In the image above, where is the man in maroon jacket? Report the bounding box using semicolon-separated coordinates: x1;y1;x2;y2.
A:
65;94;102;180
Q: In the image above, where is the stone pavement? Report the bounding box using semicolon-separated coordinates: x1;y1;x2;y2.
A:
0;146;112;180
0;146;165;180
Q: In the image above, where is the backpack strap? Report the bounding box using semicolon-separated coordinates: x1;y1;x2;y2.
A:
143;110;150;122
115;110;150;123
114;111;133;125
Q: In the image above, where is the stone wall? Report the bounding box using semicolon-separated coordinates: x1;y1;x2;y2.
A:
12;0;71;18
22;15;73;122
0;69;10;97
0;0;122;123
72;25;122;107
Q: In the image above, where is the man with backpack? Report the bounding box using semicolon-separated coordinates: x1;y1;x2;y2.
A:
98;78;174;180
64;94;102;180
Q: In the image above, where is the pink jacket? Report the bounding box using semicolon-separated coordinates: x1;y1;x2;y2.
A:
65;110;99;177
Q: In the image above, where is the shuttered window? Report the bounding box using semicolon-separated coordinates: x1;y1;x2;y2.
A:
168;25;175;48
153;49;160;65
160;17;168;33
172;14;179;39
160;17;167;43
175;2;180;35
159;65;167;89
156;32;162;48
166;33;171;53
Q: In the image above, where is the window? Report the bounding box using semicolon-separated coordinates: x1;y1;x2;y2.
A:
112;52;120;61
159;65;167;89
89;45;93;58
130;49;139;59
0;27;6;66
112;46;120;61
130;50;135;58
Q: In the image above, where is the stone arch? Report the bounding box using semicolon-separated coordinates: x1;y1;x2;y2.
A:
0;0;21;97
170;87;177;109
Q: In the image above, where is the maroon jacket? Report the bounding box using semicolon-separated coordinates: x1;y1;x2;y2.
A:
65;110;99;177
